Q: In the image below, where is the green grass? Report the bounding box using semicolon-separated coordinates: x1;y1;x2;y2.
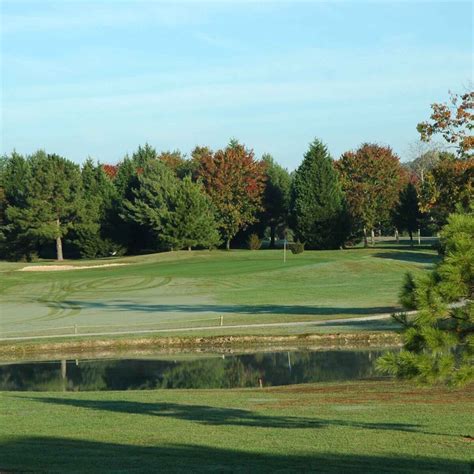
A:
1;381;472;473
0;247;437;338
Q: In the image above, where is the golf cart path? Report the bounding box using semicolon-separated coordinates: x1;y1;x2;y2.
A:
0;311;401;341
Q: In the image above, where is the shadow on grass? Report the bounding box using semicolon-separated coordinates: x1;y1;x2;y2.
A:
316;318;401;331
29;397;419;432
56;301;400;316
0;437;469;473
373;251;438;264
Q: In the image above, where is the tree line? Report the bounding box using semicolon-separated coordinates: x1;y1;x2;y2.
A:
0;90;472;261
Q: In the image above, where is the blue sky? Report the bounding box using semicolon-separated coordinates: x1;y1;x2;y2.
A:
1;1;472;169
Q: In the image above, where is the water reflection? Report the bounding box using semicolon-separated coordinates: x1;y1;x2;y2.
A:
0;349;392;392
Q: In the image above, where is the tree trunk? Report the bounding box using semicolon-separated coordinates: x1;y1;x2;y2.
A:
56;219;63;261
395;228;399;243
188;246;191;251
409;230;413;247
226;238;230;251
363;227;368;248
269;225;276;249
370;229;375;247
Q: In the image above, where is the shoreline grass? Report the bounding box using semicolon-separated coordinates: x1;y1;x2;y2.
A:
0;331;402;362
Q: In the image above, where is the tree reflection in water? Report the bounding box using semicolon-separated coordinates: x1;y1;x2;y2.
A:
0;349;393;391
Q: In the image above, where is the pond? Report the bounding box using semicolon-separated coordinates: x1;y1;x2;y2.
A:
0;349;393;391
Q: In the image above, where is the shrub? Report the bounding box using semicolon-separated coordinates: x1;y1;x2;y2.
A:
289;241;304;254
248;233;261;250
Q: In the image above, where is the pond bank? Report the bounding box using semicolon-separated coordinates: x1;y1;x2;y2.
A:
0;331;401;362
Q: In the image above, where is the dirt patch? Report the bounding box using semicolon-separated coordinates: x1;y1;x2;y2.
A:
264;382;474;407
18;263;128;272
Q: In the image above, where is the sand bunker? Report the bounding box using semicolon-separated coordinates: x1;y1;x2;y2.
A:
19;263;128;272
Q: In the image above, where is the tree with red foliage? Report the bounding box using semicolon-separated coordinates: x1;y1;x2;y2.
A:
102;164;119;180
197;141;266;250
336;143;406;246
417;90;473;158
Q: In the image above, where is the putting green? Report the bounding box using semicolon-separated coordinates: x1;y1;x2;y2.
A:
0;247;437;338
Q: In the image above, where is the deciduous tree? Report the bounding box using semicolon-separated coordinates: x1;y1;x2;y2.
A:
197;140;266;250
336;143;406;246
417;90;474;158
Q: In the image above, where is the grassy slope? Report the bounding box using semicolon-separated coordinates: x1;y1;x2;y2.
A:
0;247;436;338
1;381;472;473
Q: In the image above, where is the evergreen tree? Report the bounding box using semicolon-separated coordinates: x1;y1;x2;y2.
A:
166;176;220;250
377;211;474;386
131;143;157;168
260;154;291;248
0;152;34;259
112;148;157;253
290;139;347;249
5;151;83;260
124;163;220;250
392;182;422;246
72;159;118;258
123;160;178;250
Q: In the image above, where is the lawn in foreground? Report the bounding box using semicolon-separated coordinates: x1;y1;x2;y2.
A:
0;247;436;338
1;381;472;473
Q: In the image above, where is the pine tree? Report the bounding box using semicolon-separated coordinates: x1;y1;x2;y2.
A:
377;211;474;386
166;176;220;250
72;159;118;258
124;162;220;251
290;139;347;249
112;146;159;253
0;152;35;260
5;151;83;260
260;154;291;248
123;161;178;250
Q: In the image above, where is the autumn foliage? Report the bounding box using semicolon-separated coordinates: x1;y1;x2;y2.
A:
197;142;266;249
102;164;119;179
417;90;474;157
336;143;406;245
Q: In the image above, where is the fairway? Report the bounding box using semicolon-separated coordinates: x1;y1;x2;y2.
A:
0;247;436;339
1;381;472;473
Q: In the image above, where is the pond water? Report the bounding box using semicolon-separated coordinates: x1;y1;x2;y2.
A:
0;349;393;391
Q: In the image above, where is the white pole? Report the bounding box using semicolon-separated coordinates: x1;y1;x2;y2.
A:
283;239;287;263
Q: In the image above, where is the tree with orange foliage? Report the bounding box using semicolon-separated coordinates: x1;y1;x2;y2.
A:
427;153;474;226
197;140;266;250
417;90;473;158
102;164;119;180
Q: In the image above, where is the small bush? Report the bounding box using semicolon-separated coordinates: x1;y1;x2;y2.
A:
289;241;304;254
248;233;261;250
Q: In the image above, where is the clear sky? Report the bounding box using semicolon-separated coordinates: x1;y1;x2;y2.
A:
1;1;472;169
